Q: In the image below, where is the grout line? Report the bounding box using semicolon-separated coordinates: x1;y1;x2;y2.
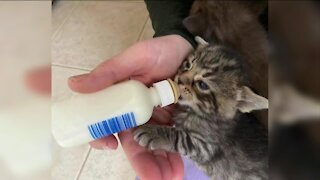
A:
136;16;149;42
52;64;92;72
74;147;92;180
52;1;80;39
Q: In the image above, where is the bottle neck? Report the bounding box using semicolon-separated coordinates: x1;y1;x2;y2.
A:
167;79;180;104
149;87;162;107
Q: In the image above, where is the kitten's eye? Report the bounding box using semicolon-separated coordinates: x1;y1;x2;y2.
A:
196;80;209;90
183;61;192;70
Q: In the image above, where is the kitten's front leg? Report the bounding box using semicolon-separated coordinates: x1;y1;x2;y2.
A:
134;124;213;162
133;124;177;152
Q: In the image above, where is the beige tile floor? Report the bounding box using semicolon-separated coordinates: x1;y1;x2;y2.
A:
52;1;154;180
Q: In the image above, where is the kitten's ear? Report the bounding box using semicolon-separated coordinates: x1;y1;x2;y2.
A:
195;36;209;49
183;13;207;37
236;86;268;113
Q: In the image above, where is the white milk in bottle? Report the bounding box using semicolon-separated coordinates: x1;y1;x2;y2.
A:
52;79;180;147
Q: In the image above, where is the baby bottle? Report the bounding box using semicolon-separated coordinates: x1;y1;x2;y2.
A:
52;79;180;147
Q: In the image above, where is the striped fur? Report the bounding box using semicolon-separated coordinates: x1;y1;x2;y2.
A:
134;45;268;179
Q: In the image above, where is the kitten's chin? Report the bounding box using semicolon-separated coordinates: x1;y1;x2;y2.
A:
178;100;208;117
177;100;193;111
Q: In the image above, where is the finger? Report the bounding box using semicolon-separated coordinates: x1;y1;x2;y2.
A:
168;153;184;180
130;75;155;86
89;135;118;150
68;43;151;93
120;130;183;180
164;104;176;115
150;107;173;125
133;152;163;180
118;130;163;180
153;150;167;158
68;57;137;93
154;153;173;180
25;65;51;95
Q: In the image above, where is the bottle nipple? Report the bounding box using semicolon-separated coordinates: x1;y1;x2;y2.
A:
152;79;181;107
167;79;180;103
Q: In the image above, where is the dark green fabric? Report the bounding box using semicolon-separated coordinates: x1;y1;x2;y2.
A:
144;0;196;48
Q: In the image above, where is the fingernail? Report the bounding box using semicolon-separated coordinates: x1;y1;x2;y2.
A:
103;141;116;150
69;73;89;82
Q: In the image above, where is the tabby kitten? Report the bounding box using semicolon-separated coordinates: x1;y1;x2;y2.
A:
134;37;268;180
183;0;269;126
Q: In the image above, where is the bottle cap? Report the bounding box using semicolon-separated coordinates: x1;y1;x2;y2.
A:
153;79;180;107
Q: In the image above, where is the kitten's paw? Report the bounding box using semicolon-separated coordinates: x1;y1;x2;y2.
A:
133;125;166;150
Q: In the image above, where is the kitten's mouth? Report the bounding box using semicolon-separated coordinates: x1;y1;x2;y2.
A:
177;98;193;111
177;103;192;111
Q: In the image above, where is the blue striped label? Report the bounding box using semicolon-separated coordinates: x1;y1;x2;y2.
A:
88;112;137;139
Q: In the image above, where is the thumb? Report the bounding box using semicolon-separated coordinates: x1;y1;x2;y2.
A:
68;55;140;93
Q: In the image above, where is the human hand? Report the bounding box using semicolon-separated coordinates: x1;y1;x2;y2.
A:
25;66;51;95
68;35;192;180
